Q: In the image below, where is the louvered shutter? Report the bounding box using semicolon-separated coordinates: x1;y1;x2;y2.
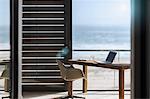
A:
18;0;72;91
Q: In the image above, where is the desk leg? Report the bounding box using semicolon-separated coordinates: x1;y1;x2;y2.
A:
119;69;124;99
83;65;88;93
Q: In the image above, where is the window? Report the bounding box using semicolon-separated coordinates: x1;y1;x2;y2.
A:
72;0;131;90
0;0;10;90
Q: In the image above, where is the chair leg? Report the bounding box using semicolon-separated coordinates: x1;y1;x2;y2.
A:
53;81;85;99
53;95;85;99
67;81;73;97
60;95;85;99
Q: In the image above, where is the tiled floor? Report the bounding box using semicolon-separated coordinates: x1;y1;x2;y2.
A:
23;91;130;99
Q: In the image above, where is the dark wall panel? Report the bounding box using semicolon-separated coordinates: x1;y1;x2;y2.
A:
132;0;150;98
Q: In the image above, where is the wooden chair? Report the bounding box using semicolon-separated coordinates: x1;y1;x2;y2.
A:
56;60;85;99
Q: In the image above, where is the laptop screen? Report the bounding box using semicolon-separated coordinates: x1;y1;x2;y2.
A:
105;51;117;63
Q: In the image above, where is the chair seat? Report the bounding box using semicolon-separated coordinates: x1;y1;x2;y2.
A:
65;68;84;81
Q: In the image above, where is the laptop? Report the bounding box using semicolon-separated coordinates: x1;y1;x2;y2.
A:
97;51;117;64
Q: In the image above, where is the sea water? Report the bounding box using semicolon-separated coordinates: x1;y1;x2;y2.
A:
72;25;131;63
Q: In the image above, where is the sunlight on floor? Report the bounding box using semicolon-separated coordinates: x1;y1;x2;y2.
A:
23;91;130;99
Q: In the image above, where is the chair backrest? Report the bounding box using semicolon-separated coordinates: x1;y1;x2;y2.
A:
56;60;67;80
0;69;9;79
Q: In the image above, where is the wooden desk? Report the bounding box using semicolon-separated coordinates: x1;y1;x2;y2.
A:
66;59;130;99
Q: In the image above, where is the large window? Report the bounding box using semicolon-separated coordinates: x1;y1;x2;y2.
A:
0;0;10;90
72;0;131;90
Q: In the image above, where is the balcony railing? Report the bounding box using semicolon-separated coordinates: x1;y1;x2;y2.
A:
0;49;131;91
0;49;10;60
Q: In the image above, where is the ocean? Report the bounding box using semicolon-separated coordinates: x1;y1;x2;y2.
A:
73;25;130;49
0;25;131;49
72;25;131;63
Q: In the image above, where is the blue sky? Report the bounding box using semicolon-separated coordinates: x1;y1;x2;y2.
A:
0;0;131;26
0;0;10;26
0;0;10;49
73;0;131;26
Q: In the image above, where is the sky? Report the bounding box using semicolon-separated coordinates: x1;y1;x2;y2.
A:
72;0;131;26
0;0;131;26
0;0;10;49
0;0;10;26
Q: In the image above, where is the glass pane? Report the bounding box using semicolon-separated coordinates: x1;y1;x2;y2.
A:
72;0;131;90
0;0;10;49
0;0;10;91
